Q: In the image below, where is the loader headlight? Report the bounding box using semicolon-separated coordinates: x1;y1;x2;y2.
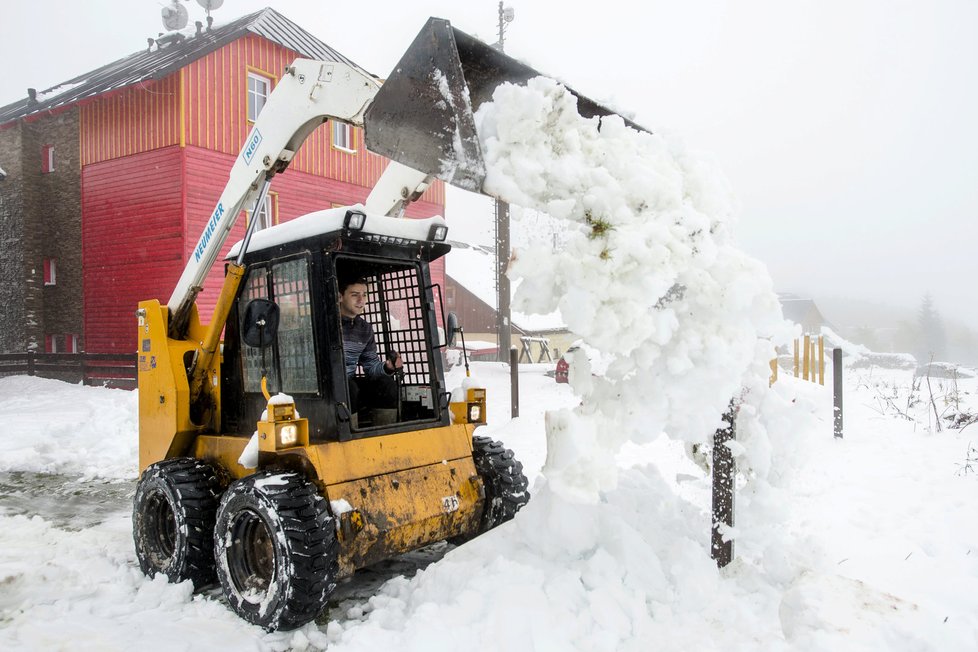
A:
278;424;298;447
467;403;482;422
428;224;448;242
344;210;367;231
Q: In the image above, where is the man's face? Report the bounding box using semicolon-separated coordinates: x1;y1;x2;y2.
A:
339;282;368;318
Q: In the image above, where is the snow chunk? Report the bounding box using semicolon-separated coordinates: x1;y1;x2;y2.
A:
268;392;294;405
474;76;789;501
238;432;259;469
330;498;353;515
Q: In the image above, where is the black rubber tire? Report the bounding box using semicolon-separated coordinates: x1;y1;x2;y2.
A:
132;457;221;589
472;435;530;531
213;471;338;631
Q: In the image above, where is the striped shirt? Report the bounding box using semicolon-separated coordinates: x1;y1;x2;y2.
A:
341;315;386;379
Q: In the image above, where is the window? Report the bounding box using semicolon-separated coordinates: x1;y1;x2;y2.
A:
41;144;55;173
272;259;318;393
239;267;278;393
45;335;59;353
339;259;432;388
247;72;271;122
43;258;57;285
239;258;318;394
245;193;276;231
65;334;79;353
332;120;354;152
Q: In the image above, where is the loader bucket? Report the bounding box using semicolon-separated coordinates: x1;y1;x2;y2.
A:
364;17;649;196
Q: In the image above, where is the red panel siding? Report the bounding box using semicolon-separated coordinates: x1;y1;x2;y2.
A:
183;146;247;323
80;76;180;166
182;35;445;206
83;146;185;352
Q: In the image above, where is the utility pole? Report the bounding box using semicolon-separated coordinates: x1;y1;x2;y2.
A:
494;2;514;362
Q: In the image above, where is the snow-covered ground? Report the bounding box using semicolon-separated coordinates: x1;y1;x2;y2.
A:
0;362;975;651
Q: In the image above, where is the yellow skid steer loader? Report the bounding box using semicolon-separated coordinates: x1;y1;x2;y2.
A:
132;18;635;630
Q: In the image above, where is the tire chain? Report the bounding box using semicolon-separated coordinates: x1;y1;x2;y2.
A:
215;471;339;630
133;457;221;589
471;435;530;531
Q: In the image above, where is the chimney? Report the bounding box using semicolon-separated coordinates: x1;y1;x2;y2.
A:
195;21;203;37
27;88;37;104
147;37;155;52
206;15;213;31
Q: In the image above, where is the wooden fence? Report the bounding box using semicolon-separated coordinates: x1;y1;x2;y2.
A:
770;334;826;386
0;351;137;390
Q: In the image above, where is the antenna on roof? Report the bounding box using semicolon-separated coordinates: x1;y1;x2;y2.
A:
161;0;189;31
196;0;224;14
196;0;223;30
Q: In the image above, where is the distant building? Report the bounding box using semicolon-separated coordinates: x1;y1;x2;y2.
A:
0;7;445;354
778;293;833;334
445;241;571;361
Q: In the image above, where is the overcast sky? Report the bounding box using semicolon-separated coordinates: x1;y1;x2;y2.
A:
2;1;975;327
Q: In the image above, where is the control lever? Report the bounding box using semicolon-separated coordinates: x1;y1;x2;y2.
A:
386;350;403;421
385;350;404;379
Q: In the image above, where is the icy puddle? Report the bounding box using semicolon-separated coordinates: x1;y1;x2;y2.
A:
0;472;134;530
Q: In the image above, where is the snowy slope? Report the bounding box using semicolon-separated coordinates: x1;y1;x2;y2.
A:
0;366;975;651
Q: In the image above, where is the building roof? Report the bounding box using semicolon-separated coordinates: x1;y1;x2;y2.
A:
778;295;834;332
0;7;369;126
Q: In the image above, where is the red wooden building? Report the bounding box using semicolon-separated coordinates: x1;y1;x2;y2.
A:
0;8;445;355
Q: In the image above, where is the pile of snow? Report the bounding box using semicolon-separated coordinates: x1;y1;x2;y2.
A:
0;376;137;480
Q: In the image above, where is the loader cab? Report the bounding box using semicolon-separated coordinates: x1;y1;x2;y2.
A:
220;206;452;443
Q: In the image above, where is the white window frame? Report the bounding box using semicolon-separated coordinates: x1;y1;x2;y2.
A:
66;334;79;353
331;120;355;152
42;144;55;173
247;72;271;123
247;194;274;231
43;258;57;286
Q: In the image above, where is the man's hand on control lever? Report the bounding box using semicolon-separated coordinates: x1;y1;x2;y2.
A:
385;350;404;376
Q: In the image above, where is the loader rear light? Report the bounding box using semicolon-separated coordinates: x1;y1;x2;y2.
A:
428;224;448;242
467;403;482;423
344;209;367;231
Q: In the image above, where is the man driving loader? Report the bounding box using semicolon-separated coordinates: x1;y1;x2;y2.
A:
338;272;403;425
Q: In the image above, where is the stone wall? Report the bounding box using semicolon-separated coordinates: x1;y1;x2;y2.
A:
0;123;27;352
0;108;83;353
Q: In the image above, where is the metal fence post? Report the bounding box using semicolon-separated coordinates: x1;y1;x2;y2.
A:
27;350;36;376
711;402;736;568
510;346;519;418
833;348;843;438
